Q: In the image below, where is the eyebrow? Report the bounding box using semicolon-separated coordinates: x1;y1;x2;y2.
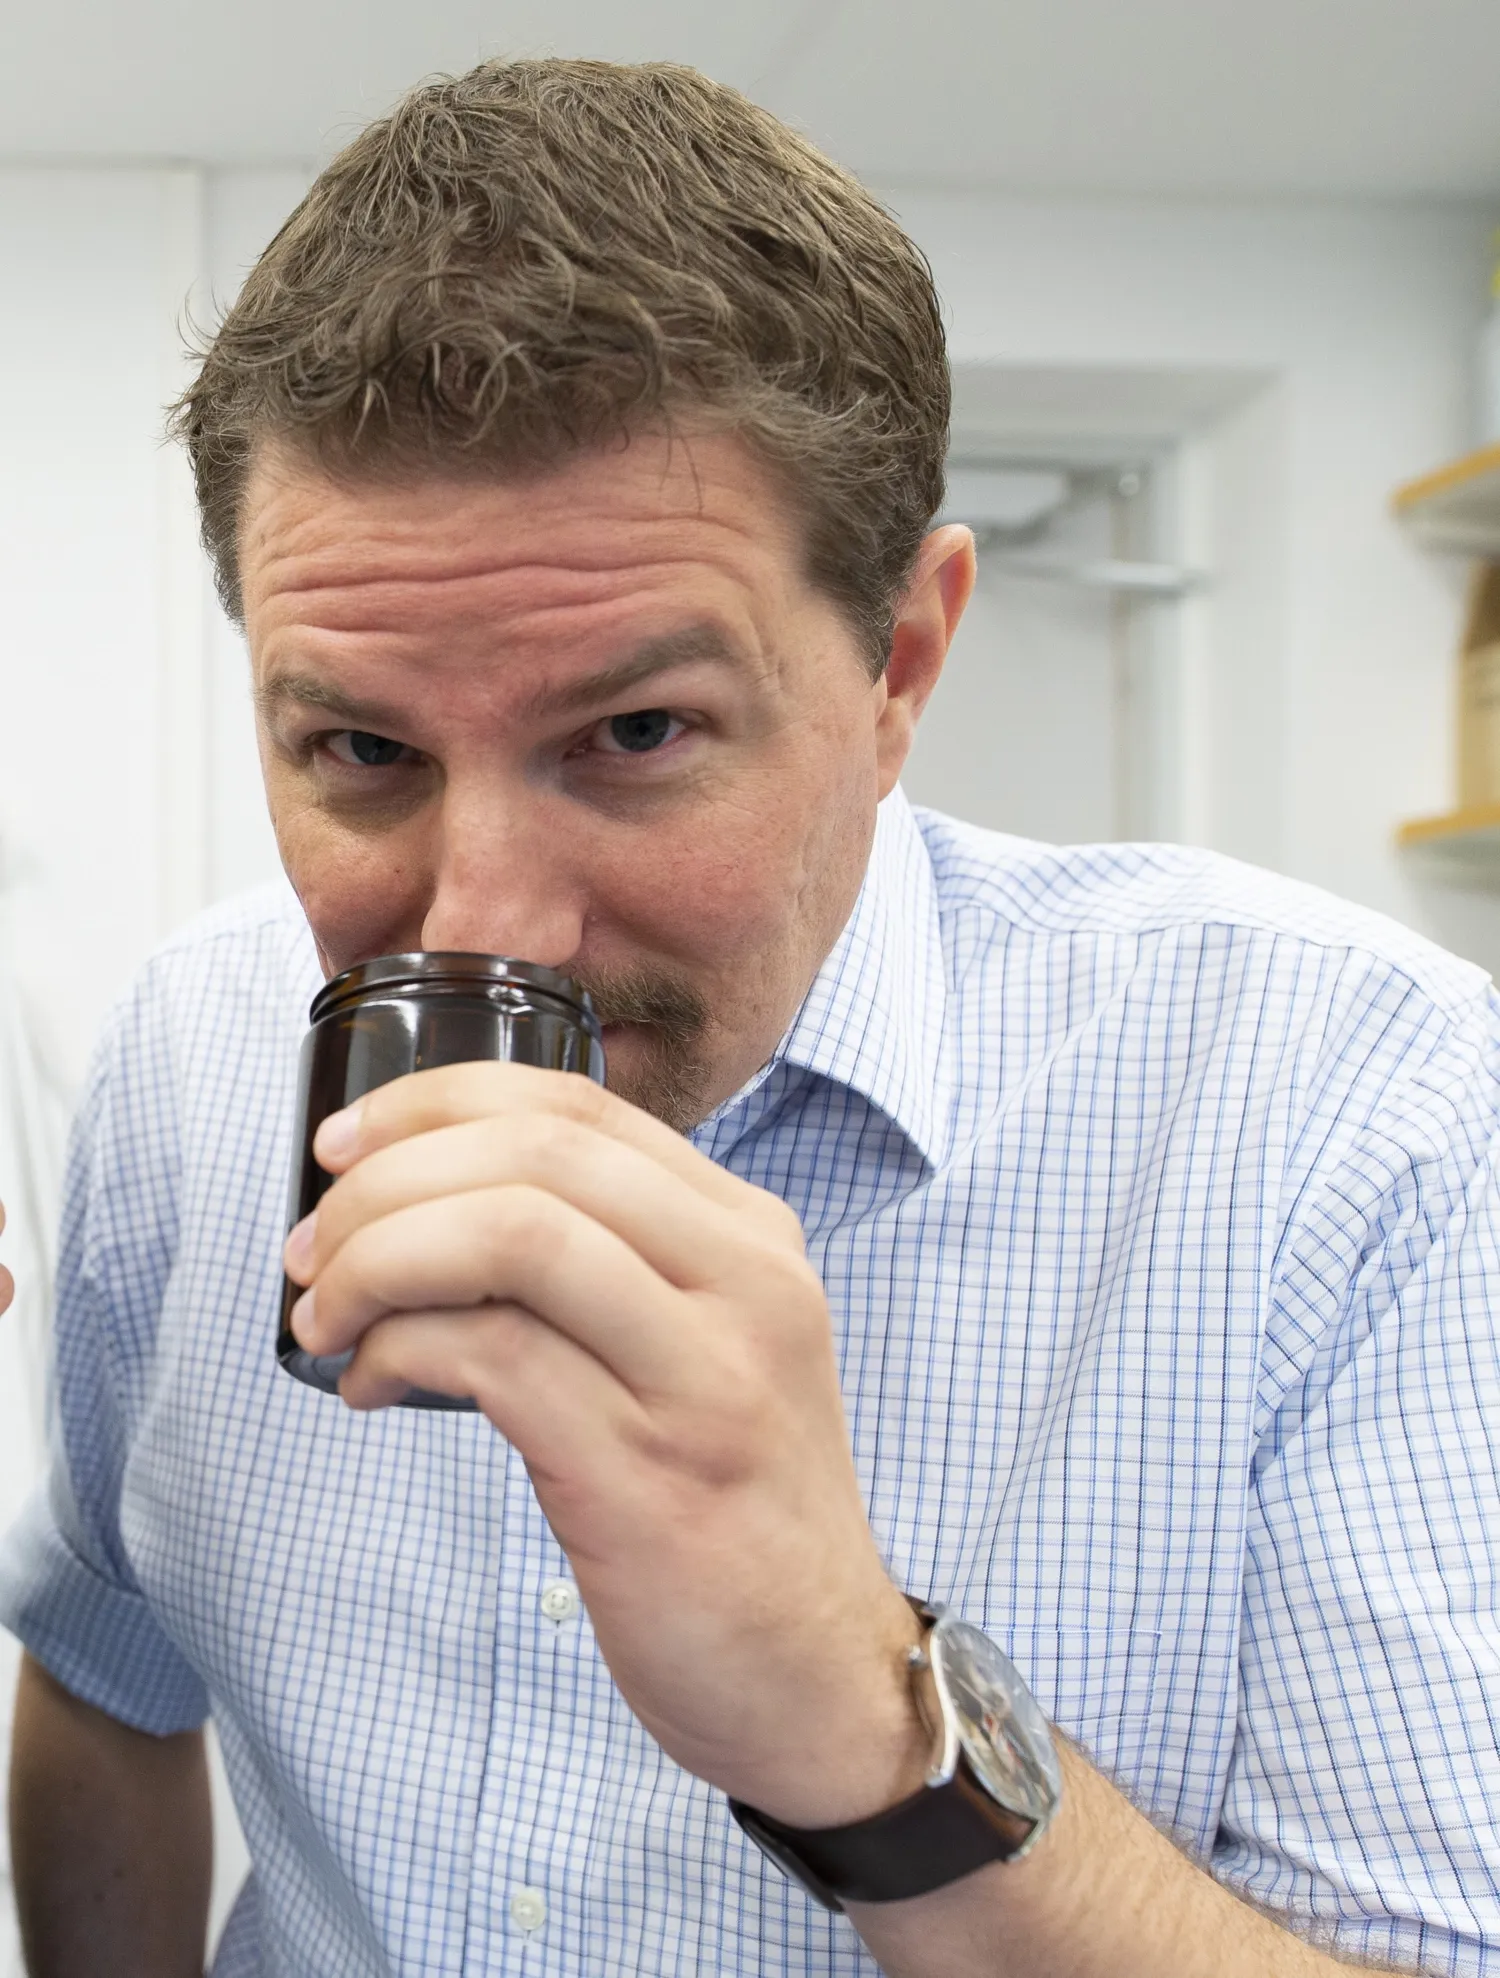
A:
254;625;746;734
253;676;406;731
516;626;745;720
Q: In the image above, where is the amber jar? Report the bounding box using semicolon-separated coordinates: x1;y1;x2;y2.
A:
278;953;605;1409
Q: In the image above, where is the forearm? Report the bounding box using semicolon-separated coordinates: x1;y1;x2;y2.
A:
9;1651;212;1978
848;1742;1397;1978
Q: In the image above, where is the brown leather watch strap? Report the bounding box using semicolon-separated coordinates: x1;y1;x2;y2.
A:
729;1763;1037;1911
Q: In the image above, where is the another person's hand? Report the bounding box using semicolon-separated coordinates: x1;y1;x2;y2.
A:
283;1063;930;1830
0;1201;12;1317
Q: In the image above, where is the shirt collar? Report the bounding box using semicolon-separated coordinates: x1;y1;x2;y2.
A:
705;787;952;1170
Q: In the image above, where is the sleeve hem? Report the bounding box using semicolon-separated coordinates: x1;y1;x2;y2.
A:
0;1489;209;1736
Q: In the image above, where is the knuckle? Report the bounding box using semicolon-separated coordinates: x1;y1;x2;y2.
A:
464;1304;536;1407
315;1165;373;1247
723;1179;806;1251
458;1113;520;1172
473;1301;528;1369
320;1226;382;1312
459;1060;520;1105
738;1230;818;1303
749;1252;831;1355
353;1073;426;1138
553;1071;613;1127
517;1109;590;1170
763;1194;808;1249
299;1193;342;1273
352;1310;399;1366
482;1183;562;1265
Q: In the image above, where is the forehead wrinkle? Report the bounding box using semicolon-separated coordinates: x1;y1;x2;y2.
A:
246;499;776;603
254;552;698;601
243;502;787;632
246;551;772;652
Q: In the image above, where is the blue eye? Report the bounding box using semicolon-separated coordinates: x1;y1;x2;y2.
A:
607;710;674;753
327;730;409;767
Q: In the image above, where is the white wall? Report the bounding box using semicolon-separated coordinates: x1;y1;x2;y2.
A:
0;162;306;1962
903;483;1126;841
0;169;200;1087
204;169;312;901
886;189;1500;967
0;165;306;1090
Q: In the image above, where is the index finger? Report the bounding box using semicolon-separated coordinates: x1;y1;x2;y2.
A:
312;1060;767;1217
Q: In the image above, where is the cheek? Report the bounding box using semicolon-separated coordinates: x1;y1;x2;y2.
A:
265;778;433;972
598;765;871;971
592;828;758;952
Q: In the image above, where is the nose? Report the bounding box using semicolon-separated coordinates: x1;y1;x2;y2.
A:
419;787;587;968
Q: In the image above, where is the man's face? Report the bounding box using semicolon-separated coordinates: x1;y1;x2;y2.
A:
241;432;965;1129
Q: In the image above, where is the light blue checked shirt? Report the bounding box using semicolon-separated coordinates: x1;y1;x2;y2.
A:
2;789;1499;1976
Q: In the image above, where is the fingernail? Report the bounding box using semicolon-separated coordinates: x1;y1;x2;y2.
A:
283;1209;318;1280
314;1100;364;1167
290;1287;317;1346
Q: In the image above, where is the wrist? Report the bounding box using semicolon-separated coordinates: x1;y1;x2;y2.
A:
734;1587;933;1830
733;1605;1064;1915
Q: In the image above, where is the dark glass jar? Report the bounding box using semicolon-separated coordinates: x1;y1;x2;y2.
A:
278;953;605;1409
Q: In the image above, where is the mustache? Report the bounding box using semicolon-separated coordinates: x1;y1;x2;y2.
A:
569;963;709;1047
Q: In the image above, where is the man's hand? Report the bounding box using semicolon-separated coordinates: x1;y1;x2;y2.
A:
284;1063;929;1828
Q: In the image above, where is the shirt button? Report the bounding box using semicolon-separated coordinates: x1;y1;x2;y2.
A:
540;1579;580;1623
509;1886;547;1933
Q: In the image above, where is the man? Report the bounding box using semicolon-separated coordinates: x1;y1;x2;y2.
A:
2;56;1497;1978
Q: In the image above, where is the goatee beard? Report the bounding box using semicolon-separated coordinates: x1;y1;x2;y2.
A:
570;963;713;1134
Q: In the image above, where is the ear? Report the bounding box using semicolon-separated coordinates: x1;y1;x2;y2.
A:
873;525;976;800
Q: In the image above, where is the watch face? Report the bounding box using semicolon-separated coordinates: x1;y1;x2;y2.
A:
930;1617;1063;1824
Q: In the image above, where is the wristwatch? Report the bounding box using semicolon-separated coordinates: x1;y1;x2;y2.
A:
729;1601;1063;1911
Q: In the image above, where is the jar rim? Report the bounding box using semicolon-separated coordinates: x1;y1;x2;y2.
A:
309;952;594;1026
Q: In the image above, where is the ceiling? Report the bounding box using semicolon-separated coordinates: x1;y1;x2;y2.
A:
4;0;1500;201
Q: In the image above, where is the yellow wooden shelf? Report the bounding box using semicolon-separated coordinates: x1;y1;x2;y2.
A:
1393;444;1500;554
1397;804;1500;874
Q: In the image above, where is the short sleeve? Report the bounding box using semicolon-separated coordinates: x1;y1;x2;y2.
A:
0;976;210;1735
1219;979;1500;1973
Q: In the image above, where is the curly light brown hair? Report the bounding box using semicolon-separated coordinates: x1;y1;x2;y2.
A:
171;58;950;671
